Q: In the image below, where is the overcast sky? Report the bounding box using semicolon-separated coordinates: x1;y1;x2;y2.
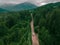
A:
0;0;60;6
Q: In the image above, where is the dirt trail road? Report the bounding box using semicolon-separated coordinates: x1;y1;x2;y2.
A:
30;13;39;45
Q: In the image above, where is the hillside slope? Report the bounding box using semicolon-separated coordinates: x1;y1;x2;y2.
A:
0;8;8;12
0;2;60;45
1;2;37;11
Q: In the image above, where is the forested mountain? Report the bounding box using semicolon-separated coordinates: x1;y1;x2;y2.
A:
33;2;60;45
0;2;37;11
0;2;60;45
0;8;8;12
11;2;37;11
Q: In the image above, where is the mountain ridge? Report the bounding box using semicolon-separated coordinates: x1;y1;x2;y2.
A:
0;8;8;12
0;2;37;11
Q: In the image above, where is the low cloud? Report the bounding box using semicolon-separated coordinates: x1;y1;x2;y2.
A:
0;0;60;5
0;0;27;4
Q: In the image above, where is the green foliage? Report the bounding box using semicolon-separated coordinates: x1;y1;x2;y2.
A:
0;2;60;45
0;11;32;45
33;5;60;45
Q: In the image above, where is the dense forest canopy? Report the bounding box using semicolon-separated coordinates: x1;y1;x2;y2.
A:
0;2;60;45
